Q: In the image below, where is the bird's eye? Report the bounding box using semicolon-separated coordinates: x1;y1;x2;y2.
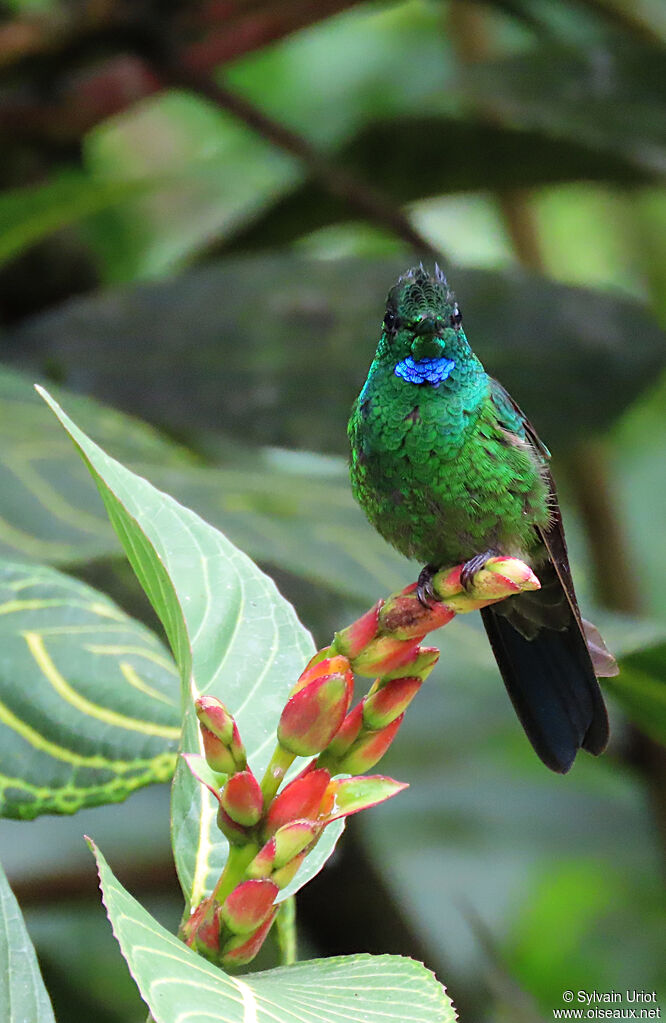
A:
449;304;463;327
383;309;400;333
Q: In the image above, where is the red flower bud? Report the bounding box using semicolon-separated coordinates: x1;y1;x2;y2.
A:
351;636;423;677
292;654;352;696
319;702;364;760
271;851;307;889
273;819;320;869
221;909;277;968
196;696;234;743
199;725;236;775
278;673;353;757
264;769;330;837
381;645;439;681
362;676;422;730
195;696;247;772
181;896;220;959
247;838;276;879
333;601;382;658
335;714;404;774
378;590;454;639
216;805;251;845
220;770;263;827
220;879;279;936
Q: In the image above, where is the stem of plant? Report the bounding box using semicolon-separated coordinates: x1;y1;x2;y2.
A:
260;745;296;807
210;843;260;905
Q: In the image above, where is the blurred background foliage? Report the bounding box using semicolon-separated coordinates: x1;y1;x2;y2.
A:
0;0;665;1020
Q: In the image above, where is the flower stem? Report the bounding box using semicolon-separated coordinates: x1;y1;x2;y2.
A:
211;843;259;905
260;744;296;806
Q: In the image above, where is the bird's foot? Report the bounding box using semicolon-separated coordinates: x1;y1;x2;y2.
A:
460;550;498;592
416;563;440;608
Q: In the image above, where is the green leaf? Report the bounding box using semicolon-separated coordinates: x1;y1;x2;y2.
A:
603;642;666;746
92;840;456;1023
0;171;153;270
38;388;343;908
0;559;179;819
0;859;56;1022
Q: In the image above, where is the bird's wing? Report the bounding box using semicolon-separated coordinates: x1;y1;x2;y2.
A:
488;378;617;678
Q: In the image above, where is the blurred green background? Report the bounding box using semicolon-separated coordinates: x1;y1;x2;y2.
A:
0;1;665;1020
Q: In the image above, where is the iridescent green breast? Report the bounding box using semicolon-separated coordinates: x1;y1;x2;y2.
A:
348;364;550;566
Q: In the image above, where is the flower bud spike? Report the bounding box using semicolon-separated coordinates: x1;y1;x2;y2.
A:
220;770;264;828
199;725;237;775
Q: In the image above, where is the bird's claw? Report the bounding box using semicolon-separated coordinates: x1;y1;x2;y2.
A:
417;564;440;608
460;551;496;592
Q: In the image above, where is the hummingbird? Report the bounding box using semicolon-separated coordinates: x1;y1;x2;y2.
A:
348;265;618;773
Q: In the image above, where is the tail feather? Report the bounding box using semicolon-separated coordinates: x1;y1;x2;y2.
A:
481;603;609;774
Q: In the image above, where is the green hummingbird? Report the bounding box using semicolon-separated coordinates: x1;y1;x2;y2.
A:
348;265;618;773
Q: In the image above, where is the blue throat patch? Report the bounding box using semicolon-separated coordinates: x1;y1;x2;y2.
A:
394;356;455;386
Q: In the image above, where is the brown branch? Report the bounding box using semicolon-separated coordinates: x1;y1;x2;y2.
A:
154;55;442;260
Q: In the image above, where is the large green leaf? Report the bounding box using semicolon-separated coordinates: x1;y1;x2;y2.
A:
0;559;179;819
39;389;342;909
93;841;456;1023
0;859;56;1023
0;366;411;602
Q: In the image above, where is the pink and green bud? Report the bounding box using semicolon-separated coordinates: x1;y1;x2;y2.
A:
273;819;320;868
271;851;307;888
277;672;353;756
335;714;404;774
362;676;422;730
377;588;454;639
319;702;364;760
333;601;382;659
220;879;279;936
199;726;237;775
195;696;247;772
264;768;331;837
381;645;440;681
196;696;234;743
221;909;277;968
351;635;423;678
181;896;220;959
246;838;277;879
320;775;408;823
220;770;263;827
216;805;252;845
291;654;352;696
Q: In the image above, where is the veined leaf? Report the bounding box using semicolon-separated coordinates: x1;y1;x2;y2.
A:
0;559;179;819
93;840;456;1023
0;859;56;1023
39;389;342;909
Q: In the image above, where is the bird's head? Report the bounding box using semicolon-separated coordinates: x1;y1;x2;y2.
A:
377;265;468;386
